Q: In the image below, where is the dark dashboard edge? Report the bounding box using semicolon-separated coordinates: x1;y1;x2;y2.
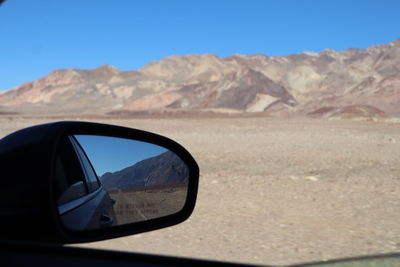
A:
0;241;266;267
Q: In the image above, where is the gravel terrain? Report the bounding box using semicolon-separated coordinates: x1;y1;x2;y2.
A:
2;116;400;266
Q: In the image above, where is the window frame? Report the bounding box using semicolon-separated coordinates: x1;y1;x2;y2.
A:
69;135;101;193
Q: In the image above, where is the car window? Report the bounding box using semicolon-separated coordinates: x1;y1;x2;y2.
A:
54;137;89;206
69;136;101;193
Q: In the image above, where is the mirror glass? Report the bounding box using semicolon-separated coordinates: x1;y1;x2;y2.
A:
54;135;189;231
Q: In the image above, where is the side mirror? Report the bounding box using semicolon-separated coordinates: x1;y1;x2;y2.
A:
57;134;191;231
0;121;199;243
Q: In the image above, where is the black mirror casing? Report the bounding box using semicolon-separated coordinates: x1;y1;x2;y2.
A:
0;121;199;244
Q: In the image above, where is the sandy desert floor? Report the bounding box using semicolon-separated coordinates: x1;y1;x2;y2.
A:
2;116;400;266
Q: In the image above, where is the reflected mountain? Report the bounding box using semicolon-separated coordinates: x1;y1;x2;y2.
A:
100;151;189;191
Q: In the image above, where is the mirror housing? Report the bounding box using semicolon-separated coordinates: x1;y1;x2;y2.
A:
0;121;199;244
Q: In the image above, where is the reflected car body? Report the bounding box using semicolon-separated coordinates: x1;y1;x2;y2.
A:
59;187;116;230
55;136;116;231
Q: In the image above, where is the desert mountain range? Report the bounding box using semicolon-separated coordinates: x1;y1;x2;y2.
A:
1;38;399;118
100;151;189;191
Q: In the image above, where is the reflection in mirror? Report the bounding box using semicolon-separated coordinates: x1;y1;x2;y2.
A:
54;135;189;231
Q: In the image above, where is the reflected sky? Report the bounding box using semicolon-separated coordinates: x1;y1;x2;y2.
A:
74;135;168;177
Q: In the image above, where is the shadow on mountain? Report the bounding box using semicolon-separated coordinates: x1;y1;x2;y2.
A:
100;150;189;191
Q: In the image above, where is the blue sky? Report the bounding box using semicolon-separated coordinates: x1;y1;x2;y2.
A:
75;135;167;177
1;0;400;91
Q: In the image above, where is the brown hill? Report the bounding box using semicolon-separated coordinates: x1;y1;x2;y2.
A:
100;151;189;191
1;38;399;117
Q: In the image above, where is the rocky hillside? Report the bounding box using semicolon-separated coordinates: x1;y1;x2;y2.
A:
100;151;189;191
1;38;399;117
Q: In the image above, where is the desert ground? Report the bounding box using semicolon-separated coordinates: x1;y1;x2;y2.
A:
1;115;400;266
109;187;187;225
